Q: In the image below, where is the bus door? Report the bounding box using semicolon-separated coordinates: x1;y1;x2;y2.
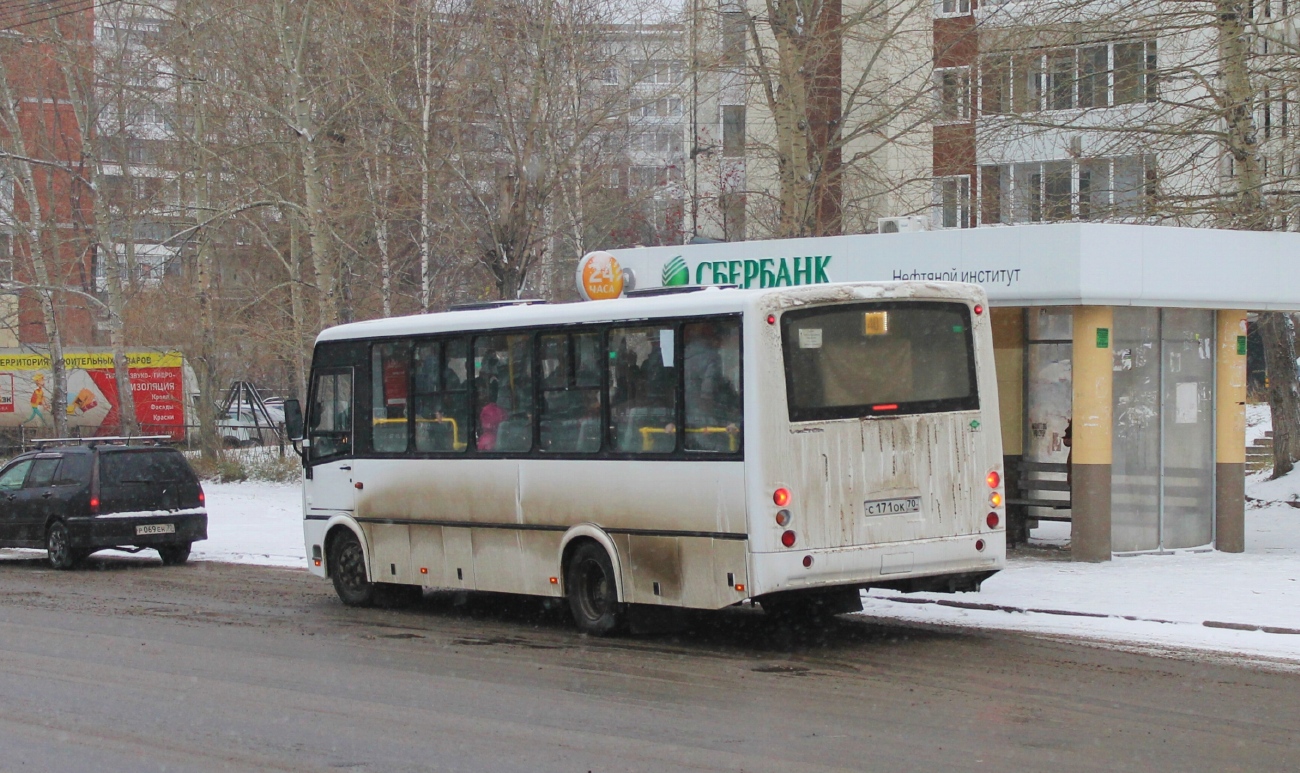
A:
305;367;357;513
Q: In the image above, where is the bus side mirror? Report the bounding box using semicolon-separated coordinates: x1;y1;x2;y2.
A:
284;398;304;440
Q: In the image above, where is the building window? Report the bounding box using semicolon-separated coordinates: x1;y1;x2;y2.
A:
0;233;11;282
980;155;1153;225
935;67;970;122
988;40;1157;115
638;60;686;87
980;56;1011;115
980;165;1009;224
933;175;971;229
1077;46;1109;108
1114;41;1158;105
1012;53;1043;113
722;105;746;157
721;11;747;67
1047;50;1075;111
935;0;971;15
633;128;683;155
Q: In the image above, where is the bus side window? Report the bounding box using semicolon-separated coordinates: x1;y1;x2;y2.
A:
308;370;353;461
414;339;469;452
372;342;411;453
473;334;533;453
684;318;742;452
608;326;677;453
539;332;602;453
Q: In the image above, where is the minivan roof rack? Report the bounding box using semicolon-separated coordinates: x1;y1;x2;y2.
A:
31;435;172;448
449;299;548;312
624;285;738;298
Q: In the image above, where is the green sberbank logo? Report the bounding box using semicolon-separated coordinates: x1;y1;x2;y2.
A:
662;256;689;286
658;254;833;289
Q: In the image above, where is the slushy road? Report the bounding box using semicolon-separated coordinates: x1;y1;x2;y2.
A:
0;556;1295;772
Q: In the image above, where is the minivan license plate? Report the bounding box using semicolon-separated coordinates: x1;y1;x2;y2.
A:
864;497;921;517
136;524;175;535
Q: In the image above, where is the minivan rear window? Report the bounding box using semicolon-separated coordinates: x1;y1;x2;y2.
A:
100;450;194;485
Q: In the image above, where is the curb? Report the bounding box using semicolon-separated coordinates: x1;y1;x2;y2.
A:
873;595;1300;635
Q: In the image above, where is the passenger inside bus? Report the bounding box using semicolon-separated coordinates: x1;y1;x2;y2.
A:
477;379;506;451
684;319;742;452
609;326;677;453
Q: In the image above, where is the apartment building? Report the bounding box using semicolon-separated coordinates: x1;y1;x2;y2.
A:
0;6;97;348
930;0;1282;230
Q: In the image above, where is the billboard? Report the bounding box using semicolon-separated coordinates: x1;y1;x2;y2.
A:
0;350;190;440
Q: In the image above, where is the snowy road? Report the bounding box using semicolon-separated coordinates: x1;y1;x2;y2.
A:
0;560;1297;771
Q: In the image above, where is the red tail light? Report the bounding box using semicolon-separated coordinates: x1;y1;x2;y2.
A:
90;497;99;514
986;470;1000;488
987;512;1000;529
974;304;984;315
773;488;791;507
198;489;205;504
780;530;797;548
872;404;899;412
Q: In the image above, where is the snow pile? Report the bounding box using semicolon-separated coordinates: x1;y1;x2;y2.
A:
864;468;1300;666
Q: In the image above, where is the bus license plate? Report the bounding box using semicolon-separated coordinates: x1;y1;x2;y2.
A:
136;524;176;535
864;497;921;517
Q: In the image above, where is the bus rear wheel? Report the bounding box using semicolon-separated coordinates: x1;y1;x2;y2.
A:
565;542;624;636
329;529;378;607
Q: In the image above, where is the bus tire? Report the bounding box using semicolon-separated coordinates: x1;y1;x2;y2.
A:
565;541;624;636
329;529;378;607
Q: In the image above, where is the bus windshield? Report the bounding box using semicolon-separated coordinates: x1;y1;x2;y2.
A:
782;301;978;421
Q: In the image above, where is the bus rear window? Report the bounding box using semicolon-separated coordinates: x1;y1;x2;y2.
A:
782;301;978;421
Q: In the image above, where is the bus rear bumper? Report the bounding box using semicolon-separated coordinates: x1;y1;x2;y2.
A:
750;531;1005;597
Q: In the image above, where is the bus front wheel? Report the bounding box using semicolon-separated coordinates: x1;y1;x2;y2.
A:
565;542;624;636
329;529;378;607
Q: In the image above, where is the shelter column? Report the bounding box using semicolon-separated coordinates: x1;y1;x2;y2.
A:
1072;306;1113;562
1215;310;1248;553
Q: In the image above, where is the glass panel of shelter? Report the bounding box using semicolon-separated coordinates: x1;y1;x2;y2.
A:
1111;308;1216;551
1024;308;1074;522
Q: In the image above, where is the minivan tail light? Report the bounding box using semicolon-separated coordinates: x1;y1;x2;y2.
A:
90;497;100;514
198;489;205;504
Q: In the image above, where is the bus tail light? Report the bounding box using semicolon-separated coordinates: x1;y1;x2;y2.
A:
989;491;1003;508
974;304;984;315
766;314;776;325
773;488;791;507
775;509;791;526
986;470;1000;489
987;512;1000;529
781;530;797;548
976;539;986;552
802;555;813;568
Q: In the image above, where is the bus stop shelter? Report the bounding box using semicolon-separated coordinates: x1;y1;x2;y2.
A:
607;223;1300;560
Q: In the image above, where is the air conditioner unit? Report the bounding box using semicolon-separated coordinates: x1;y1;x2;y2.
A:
877;216;929;234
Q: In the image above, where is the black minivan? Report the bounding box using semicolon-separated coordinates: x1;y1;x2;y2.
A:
0;441;207;569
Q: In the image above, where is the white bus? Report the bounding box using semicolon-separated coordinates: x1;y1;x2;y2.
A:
288;281;1005;633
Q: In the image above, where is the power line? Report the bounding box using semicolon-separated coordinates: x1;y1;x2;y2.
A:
0;0;123;32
